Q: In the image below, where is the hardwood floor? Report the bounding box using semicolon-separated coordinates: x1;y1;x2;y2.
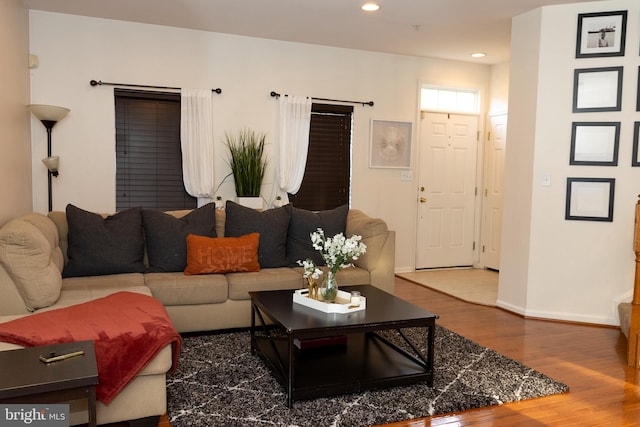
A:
384;276;640;426
113;276;640;426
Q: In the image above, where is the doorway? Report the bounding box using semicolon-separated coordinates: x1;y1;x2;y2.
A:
480;114;507;270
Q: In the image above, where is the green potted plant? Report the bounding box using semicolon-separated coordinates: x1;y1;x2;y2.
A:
225;129;267;209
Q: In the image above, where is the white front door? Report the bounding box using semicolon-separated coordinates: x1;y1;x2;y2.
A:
416;112;479;269
480;114;507;270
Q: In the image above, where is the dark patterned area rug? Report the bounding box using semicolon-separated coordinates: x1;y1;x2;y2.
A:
167;326;568;426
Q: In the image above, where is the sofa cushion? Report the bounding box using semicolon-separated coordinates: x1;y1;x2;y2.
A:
215;209;226;237
286;204;349;267
184;233;260;275
346;209;389;270
142;203;217;272
224;201;292;268
227;267;303;300
47;211;69;263
63;205;146;278
0;213;64;311
145;272;228;306
56;273;149;310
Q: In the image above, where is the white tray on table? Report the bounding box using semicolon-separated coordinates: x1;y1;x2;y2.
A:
292;288;366;313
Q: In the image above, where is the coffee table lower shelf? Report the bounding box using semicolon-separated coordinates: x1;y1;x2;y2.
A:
251;331;433;407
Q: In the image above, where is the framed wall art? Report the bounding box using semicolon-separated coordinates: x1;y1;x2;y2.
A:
569;122;620;166
637;67;640;112
369;120;412;169
572;67;623;113
565;177;615;222
632;122;640;167
575;10;627;58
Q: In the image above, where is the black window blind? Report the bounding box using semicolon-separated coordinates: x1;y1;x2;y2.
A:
115;89;196;211
289;103;353;211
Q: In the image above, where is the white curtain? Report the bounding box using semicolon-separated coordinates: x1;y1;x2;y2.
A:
180;89;215;206
275;95;312;203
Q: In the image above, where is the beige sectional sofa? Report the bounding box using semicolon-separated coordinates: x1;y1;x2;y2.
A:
0;203;395;426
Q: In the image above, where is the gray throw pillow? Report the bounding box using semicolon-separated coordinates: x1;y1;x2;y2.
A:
142;203;217;272
224;201;292;268
286;204;349;267
63;205;146;278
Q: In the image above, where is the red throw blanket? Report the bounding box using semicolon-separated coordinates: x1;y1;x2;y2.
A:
0;292;181;404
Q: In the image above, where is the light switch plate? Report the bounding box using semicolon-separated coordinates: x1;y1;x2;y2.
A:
400;170;413;181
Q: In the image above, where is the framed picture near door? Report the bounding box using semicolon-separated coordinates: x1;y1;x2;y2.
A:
369;119;412;169
565;177;615;222
569;121;620;166
575;10;627;58
572;67;623;112
632;122;640;166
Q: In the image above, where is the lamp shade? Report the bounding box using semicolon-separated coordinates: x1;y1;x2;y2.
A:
42;156;60;173
28;104;70;122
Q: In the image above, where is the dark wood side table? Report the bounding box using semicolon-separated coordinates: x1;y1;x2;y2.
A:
0;340;98;427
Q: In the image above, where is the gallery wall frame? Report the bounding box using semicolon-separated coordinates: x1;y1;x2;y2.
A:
369;119;412;169
575;10;627;58
637;67;640;112
565;177;615;222
569;122;620;166
632;122;640;167
572;67;623;113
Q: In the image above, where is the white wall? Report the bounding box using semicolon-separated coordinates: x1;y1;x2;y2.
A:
28;11;491;273
500;0;639;325
0;0;31;226
489;62;510;115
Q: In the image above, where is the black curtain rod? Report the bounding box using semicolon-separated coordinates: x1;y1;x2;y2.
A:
90;80;222;94
270;91;373;107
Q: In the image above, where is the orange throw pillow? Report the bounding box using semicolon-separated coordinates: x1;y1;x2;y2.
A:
184;233;260;275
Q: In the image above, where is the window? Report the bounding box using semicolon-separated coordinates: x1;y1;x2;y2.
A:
420;86;479;113
115;90;196;211
288;103;353;211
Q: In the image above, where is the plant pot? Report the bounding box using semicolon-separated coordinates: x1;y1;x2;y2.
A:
237;197;263;210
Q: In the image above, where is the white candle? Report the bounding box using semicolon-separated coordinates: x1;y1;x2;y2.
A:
350;291;361;305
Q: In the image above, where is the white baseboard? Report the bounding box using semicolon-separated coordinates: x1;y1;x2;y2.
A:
497;299;618;326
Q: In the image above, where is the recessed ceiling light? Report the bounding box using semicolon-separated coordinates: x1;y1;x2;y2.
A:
362;3;380;12
471;52;486;58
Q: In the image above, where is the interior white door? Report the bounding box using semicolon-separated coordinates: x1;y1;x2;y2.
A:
480;114;507;270
416;112;479;269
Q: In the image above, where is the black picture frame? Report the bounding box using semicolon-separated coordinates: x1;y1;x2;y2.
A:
565;177;615;222
576;10;627;58
637;67;640;112
572;67;623;113
569;122;620;166
632;122;640;167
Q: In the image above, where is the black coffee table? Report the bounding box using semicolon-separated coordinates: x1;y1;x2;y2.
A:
249;284;438;407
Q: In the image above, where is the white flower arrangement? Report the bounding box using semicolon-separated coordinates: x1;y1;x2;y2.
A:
309;228;367;276
297;228;366;302
298;258;323;300
297;258;323;281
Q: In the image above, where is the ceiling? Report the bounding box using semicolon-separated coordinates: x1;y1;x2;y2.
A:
23;0;600;64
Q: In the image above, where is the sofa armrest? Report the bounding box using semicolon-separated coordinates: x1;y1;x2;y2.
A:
346;210;395;294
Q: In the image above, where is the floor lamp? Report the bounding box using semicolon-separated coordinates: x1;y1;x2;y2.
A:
28;104;70;212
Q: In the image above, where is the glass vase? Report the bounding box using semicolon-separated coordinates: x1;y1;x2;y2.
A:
323;271;338;303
